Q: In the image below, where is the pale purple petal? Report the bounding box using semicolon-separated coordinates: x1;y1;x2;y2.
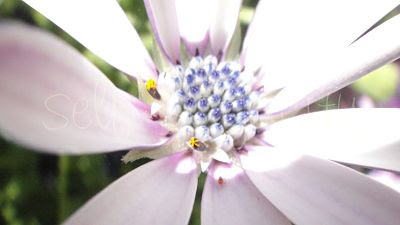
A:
242;0;400;94
369;170;400;192
175;0;210;56
209;0;242;57
241;147;400;225
64;153;198;225
260;108;400;172
202;162;290;225
144;0;181;64
22;0;156;80
266;14;400;117
0;22;168;154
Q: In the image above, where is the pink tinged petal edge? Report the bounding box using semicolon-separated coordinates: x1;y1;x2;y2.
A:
209;0;242;57
175;0;210;56
22;0;157;80
241;0;400;94
64;153;198;225
261;108;400;172
266;14;400;117
0;21;168;155
201;162;291;225
144;0;181;64
241;146;400;225
369;170;400;193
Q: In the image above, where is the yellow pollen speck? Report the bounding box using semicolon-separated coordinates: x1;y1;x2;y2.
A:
188;137;207;151
146;79;157;91
189;137;200;148
145;79;161;100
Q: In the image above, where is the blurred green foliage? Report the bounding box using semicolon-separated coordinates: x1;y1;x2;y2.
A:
0;0;398;225
352;64;399;102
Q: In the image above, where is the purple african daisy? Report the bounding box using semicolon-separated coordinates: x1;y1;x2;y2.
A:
1;0;400;224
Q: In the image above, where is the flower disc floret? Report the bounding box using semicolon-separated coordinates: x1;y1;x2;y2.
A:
150;55;261;161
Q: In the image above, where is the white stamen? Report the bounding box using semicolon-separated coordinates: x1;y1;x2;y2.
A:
178;111;193;126
200;81;213;97
222;113;236;128
223;88;236;101
194;112;207;126
188;56;203;69
210;123;224;138
220;101;233;114
244;124;257;142
227;125;244;139
208;94;221;108
197;98;210;112
177;125;194;141
203;55;218;75
195;125;211;142
208;108;222;123
213;81;226;95
236;111;250;125
183;98;197;113
249;110;259;124
215;134;234;152
232;99;245;112
166;103;182;121
248;92;259;109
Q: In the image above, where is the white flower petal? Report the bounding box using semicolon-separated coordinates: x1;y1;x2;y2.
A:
266;14;400;116
175;0;210;56
22;0;156;80
64;153;198;225
201;163;290;225
209;0;242;57
242;0;400;93
211;149;231;163
261;108;400;172
144;0;181;64
241;147;400;225
0;22;167;154
369;170;400;193
122;137;186;163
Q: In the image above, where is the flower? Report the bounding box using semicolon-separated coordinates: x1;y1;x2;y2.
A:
1;0;400;224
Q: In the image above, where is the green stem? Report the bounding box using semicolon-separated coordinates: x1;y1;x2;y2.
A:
58;156;70;224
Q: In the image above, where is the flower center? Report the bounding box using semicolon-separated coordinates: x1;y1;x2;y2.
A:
149;55;261;161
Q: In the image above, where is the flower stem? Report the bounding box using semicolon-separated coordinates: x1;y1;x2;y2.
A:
57;156;70;224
